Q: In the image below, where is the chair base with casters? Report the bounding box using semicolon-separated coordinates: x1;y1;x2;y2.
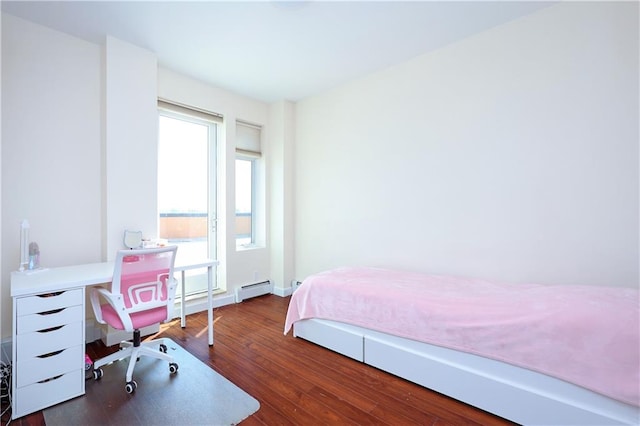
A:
93;329;179;394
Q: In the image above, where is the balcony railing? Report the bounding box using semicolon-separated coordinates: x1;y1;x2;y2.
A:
159;212;251;240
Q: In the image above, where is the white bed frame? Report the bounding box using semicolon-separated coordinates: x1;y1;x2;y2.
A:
293;318;639;426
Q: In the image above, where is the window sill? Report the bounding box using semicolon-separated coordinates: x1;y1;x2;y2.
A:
236;243;265;252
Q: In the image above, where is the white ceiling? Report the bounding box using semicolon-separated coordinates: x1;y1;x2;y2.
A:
1;1;554;103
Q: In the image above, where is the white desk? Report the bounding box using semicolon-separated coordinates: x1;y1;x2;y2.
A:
10;256;217;419
175;259;219;342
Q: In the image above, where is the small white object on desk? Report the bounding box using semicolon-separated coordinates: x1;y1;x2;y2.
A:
19;219;29;272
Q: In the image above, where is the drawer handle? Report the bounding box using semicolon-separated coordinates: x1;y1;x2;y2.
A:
37;349;65;358
37;308;65;316
38;374;63;384
37;291;65;298
37;325;64;333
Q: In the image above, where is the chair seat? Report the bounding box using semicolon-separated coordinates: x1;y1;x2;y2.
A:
101;304;168;330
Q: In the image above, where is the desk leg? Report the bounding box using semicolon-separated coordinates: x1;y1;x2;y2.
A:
181;270;186;328
207;265;214;346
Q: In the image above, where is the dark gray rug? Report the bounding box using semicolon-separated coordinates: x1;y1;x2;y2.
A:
43;339;260;425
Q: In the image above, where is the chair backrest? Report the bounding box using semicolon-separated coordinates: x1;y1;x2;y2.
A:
111;246;178;317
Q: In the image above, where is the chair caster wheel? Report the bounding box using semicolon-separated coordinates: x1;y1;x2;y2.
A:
169;362;179;374
125;380;137;394
93;368;103;380
160;344;167;353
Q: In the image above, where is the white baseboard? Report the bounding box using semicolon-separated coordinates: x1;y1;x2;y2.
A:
235;281;273;302
273;286;293;297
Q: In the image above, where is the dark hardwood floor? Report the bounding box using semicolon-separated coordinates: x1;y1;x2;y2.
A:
2;294;515;425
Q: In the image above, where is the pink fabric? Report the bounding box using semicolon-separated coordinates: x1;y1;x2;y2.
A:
119;254;172;309
284;267;640;407
100;250;173;331
101;305;167;330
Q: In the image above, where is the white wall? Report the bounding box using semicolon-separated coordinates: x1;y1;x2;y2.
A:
269;101;296;291
1;14;102;339
103;36;159;259
294;1;639;288
0;11;4;356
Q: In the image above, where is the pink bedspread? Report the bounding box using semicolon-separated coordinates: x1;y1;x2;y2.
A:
284;267;640;406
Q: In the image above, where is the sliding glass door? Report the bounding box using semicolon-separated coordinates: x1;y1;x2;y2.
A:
158;106;218;295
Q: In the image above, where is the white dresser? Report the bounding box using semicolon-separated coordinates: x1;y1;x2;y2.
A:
9;263;113;420
11;286;86;418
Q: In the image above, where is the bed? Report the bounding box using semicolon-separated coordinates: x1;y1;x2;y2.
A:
284;267;640;425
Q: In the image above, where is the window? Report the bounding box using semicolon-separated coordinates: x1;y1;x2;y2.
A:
158;100;220;295
235;157;254;246
235;120;262;249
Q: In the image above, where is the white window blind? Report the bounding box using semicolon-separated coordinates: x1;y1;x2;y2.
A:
236;120;262;158
158;99;223;124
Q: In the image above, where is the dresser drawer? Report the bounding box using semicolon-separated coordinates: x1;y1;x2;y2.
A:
16;344;83;388
13;369;84;418
16;321;83;359
17;304;84;334
16;288;83;316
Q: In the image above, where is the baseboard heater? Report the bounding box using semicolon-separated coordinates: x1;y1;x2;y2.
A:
235;280;273;302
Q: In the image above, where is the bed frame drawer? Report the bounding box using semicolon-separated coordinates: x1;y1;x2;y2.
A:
294;319;364;362
363;334;637;426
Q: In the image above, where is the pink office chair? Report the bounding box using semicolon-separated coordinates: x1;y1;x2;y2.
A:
89;246;179;393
